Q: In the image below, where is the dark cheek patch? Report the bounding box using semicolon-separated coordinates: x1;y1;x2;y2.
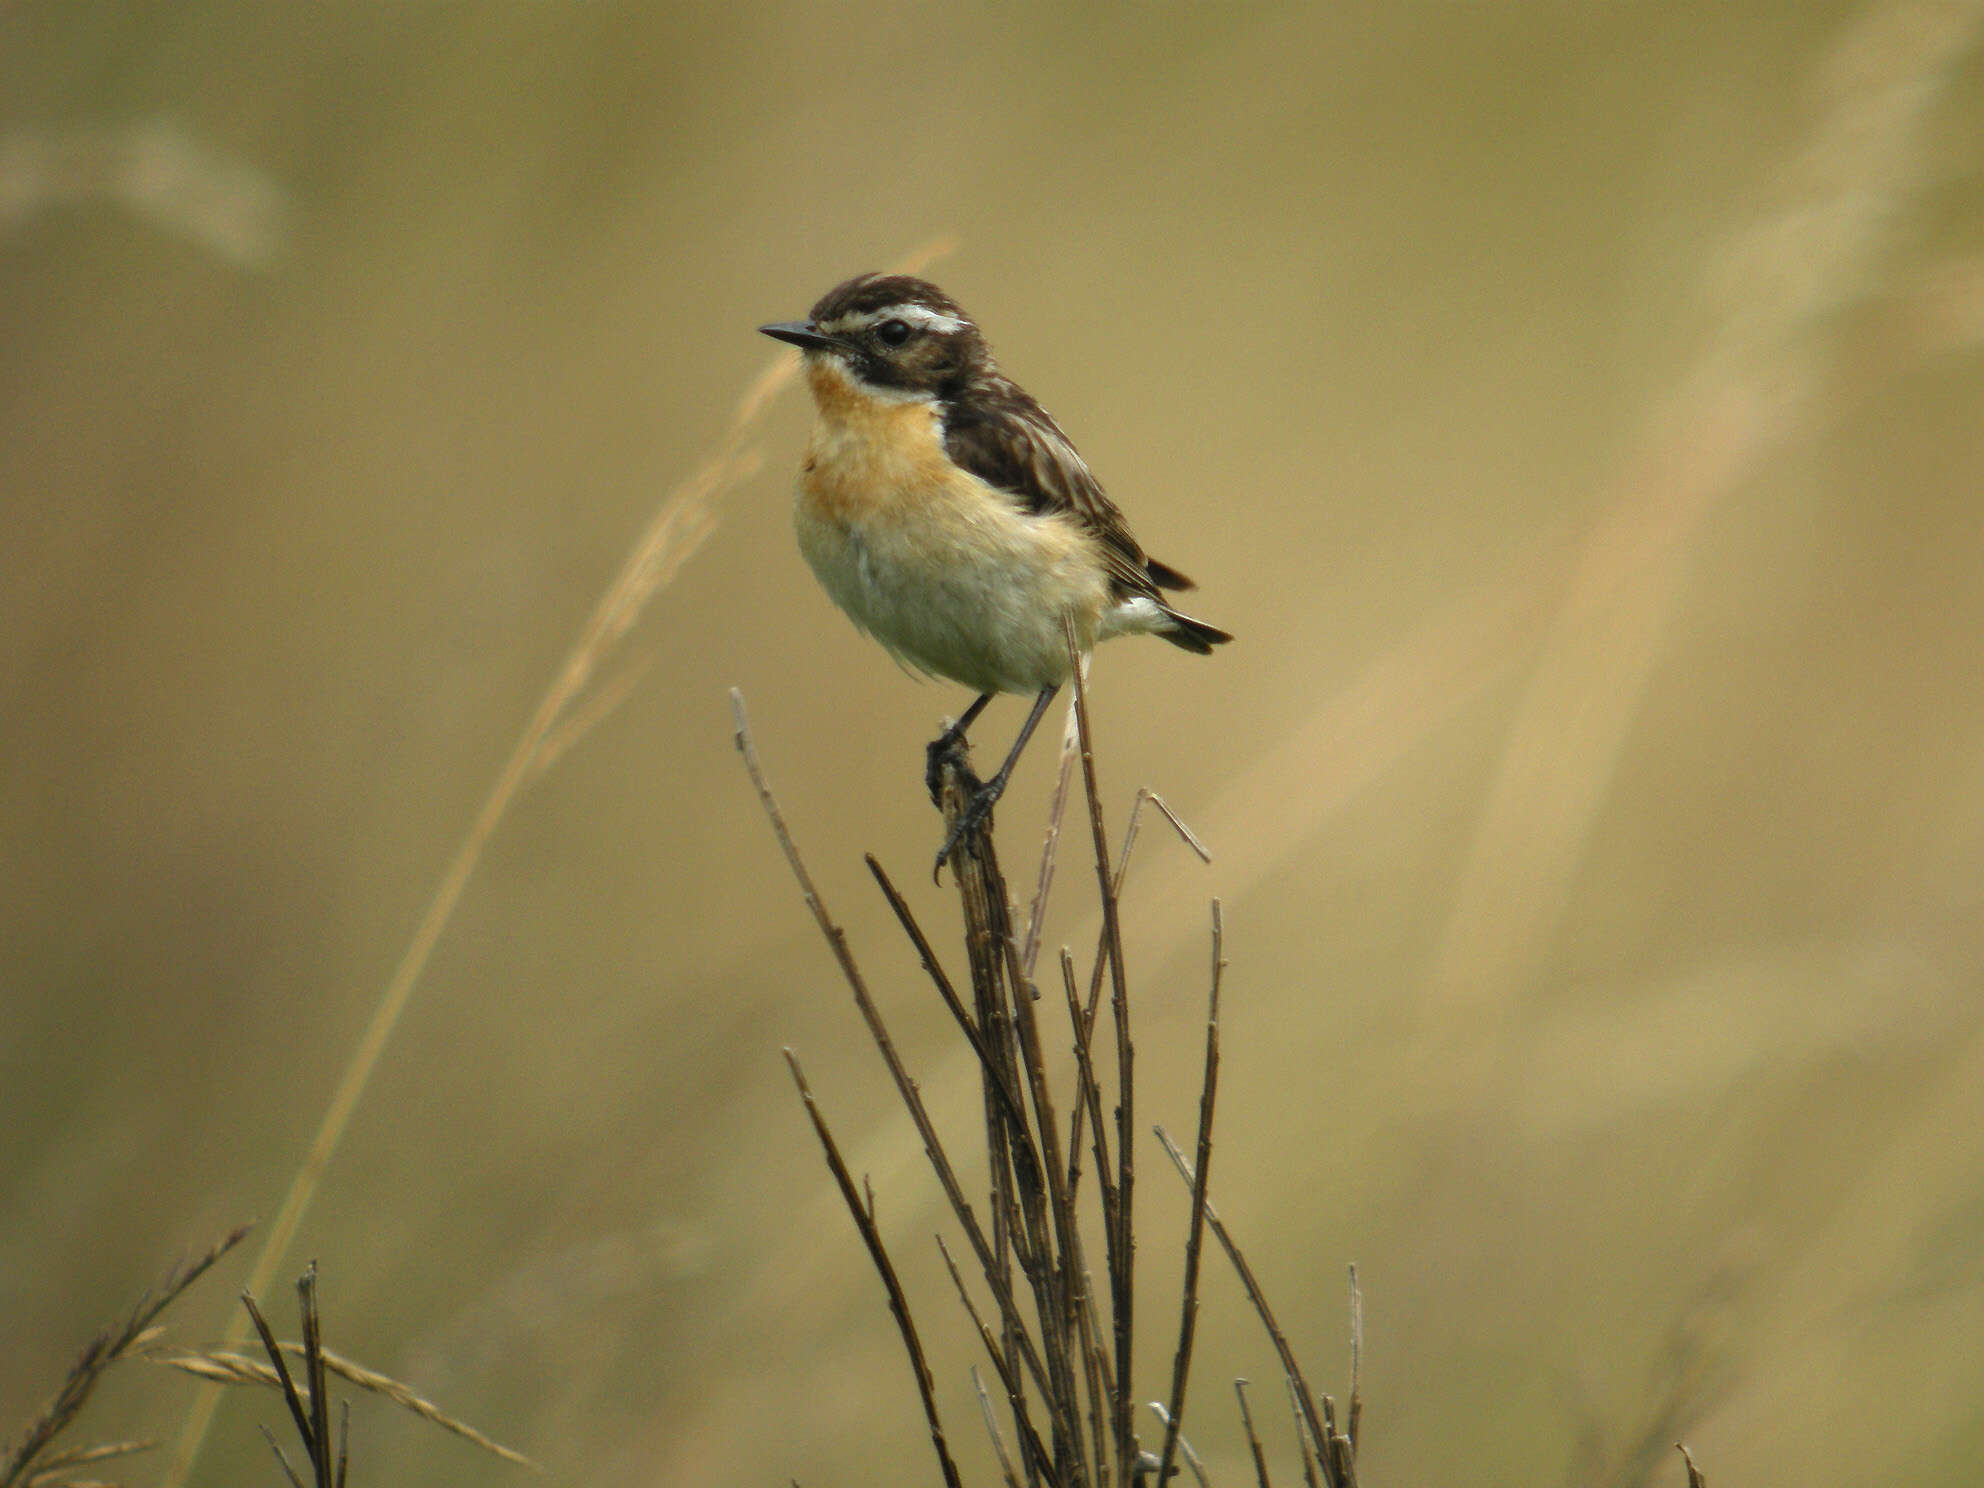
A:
862;341;954;395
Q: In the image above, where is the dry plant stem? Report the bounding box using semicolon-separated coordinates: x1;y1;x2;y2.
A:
941;759;1089;1488
1058;945;1119;1488
1328;1425;1358;1488
937;763;1048;1488
0;1226;249;1488
240;1292;313;1469
1144;1403;1210;1488
1284;1377;1323;1488
974;778;1094;1481
972;1366;1026;1488
1064;614;1136;1488
260;1423;305;1488
1676;1443;1705;1487
1064;786;1206;1213
156;232;959;1488
1155;1127;1342;1488
1058;949;1118;1242
939;1237;1052;1478
938;758;1034;1481
866;854;1033;1136
1346;1266;1362;1452
1155;902;1224;1488
299;1268;333;1488
1235;1381;1274;1488
785;1050;966;1488
730;690;1057;1406
1022;704;1082;979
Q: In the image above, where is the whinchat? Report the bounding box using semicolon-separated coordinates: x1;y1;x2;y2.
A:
760;273;1230;873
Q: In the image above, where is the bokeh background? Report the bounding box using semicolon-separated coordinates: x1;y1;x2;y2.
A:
6;2;1984;1484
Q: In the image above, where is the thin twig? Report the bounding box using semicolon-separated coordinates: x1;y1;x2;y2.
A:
934;1237;1051;1481
240;1292;313;1467
1060;942;1120;1486
1141;794;1212;865
259;1423;305;1488
1234;1381;1273;1488
1144;1403;1210;1488
1154;1128;1338;1488
784;1050;964;1488
1063;781;1208;1224
732;689;1056;1405
1156;901;1224;1488
1676;1443;1706;1487
933;757;1047;1488
1059;948;1118;1240
1065;614;1136;1488
865;853;1032;1135
1346;1266;1362;1453
1284;1377;1322;1488
939;751;1088;1488
985;805;1094;1486
299;1267;332;1488
1022;695;1083;979
972;1366;1025;1488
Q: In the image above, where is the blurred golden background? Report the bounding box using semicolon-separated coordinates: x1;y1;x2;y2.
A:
5;2;1984;1483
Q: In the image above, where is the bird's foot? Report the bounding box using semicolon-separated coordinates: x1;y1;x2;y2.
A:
932;772;1003;884
925;720;975;806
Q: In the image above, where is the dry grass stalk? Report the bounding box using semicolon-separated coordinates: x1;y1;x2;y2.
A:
158;1345;531;1469
157;239;955;1488
224;1263;528;1483
0;1225;248;1488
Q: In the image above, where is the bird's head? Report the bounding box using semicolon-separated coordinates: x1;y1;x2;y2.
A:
760;274;989;402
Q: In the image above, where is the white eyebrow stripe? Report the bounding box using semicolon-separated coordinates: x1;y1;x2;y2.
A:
818;303;970;336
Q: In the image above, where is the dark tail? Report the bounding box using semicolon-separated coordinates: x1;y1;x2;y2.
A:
1158;604;1233;655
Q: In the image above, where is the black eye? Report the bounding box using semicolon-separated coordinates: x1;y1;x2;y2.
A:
875;318;912;347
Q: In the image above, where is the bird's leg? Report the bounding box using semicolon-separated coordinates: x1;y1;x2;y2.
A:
925;692;995;804
933;685;1059;880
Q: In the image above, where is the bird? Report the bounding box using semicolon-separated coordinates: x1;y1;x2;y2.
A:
759;273;1230;876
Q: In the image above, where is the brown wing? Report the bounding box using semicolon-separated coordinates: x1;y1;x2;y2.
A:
943;378;1178;602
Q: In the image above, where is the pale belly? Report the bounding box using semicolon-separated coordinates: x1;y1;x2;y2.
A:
795;487;1116;697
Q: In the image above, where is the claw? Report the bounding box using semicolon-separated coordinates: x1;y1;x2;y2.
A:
933;777;1000;883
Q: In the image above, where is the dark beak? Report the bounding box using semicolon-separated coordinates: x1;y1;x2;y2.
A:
758;320;844;353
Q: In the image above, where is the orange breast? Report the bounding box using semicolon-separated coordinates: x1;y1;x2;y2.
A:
797;361;956;528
